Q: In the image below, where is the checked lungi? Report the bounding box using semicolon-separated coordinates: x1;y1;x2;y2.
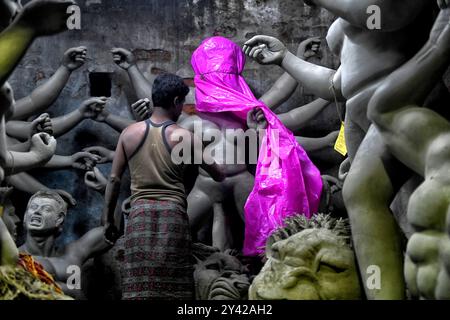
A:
122;199;194;300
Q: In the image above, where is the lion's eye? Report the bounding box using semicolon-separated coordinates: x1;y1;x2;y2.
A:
205;262;221;270
318;261;346;274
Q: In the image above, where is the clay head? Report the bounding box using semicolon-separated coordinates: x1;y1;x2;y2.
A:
0;0;22;31
152;73;189;121
249;214;362;300
23;191;67;236
193;244;250;300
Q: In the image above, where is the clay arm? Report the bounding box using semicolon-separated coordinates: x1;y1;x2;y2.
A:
0;116;56;174
367;8;450;175
97;111;135;133
12;46;87;120
43;152;99;170
260;37;321;110
12;67;70;120
0;219;18;266
94;99;151;133
307;0;428;31
5;172;76;206
111;48;154;103
244;36;341;101
296;131;339;153
64;226;112;267
51;97;108;137
278;98;331;131
0;0;76;86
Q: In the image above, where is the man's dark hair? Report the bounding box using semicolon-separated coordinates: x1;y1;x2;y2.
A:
152;73;189;109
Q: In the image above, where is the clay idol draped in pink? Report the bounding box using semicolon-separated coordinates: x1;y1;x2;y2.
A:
191;37;323;256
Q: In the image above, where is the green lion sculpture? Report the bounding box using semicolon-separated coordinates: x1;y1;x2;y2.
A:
249;214;362;300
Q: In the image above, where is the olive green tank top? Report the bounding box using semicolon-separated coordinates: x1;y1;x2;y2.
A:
129;119;186;208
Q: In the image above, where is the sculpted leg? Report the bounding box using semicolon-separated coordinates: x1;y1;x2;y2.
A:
187;181;214;234
343;127;408;299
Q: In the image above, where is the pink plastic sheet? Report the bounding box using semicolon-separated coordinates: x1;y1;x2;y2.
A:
191;37;323;256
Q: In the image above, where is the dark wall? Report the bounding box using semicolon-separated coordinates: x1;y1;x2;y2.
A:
9;0;339;245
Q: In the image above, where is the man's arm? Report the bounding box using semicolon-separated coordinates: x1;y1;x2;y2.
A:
0;0;76;86
260;37;321;110
306;0;429;31
102;132;128;242
12;47;87;120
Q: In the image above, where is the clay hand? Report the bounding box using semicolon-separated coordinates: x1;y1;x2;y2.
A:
30;113;53;139
0;83;14;120
104;222;120;245
297;37;321;60
243;36;288;66
62;46;87;71
30;132;57;159
429;7;450;46
438;0;449;9
52;189;76;206
82;146;114;164
247;107;268;130
17;0;76;36
111;48;136;70
131;98;151;121
79;97;108;119
84;167;107;193
71;151;100;170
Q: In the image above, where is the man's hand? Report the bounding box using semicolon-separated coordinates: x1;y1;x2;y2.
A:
78;97;107;119
62;46;87;71
247;107;268;130
297;37;321;60
30;113;53;138
104;222;120;245
243;36;288;66
30;132;57;159
17;0;76;36
131;98;151;121
71;152;100;170
84;167;107;193
111;48;135;70
83;146;114;164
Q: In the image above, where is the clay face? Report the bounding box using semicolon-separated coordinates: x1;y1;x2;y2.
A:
194;252;250;300
250;216;361;300
24;197;64;235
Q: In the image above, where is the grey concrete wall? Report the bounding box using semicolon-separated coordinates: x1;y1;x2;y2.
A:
9;0;339;245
